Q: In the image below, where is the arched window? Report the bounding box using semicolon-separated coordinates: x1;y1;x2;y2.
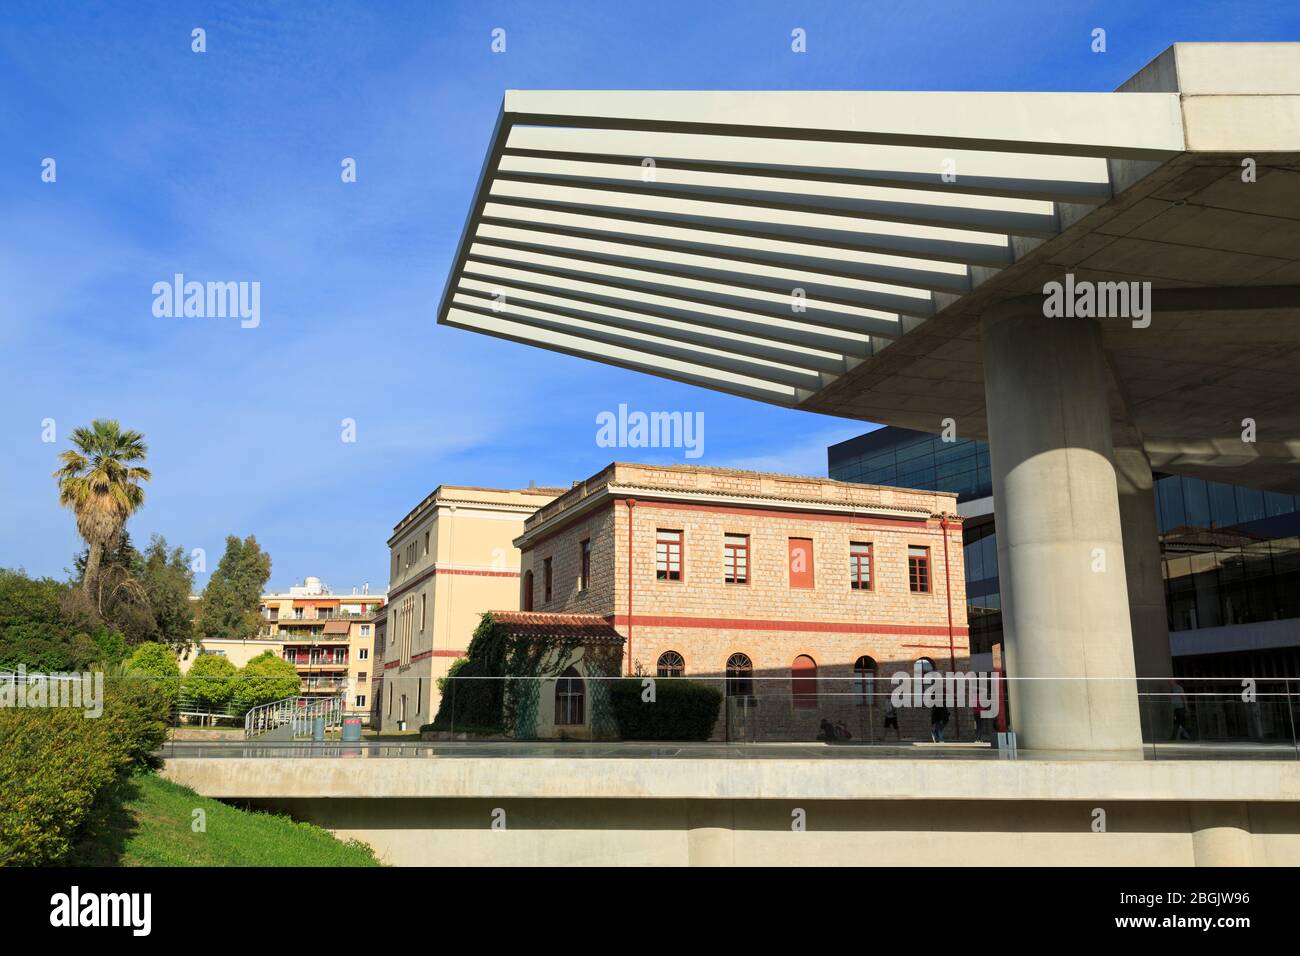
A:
792;654;818;708
726;653;753;698
522;570;534;612
657;650;684;678
853;655;878;707
555;666;584;725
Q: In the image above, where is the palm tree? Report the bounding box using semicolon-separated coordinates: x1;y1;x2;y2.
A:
53;419;152;605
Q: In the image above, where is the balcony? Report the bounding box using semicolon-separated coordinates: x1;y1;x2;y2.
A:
301;677;348;693
286;655;349;669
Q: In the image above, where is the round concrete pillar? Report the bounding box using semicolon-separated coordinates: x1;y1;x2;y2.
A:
1115;446;1175;740
1190;803;1253;866
980;298;1142;753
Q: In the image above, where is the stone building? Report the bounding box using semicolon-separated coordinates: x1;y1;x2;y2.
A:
514;462;970;741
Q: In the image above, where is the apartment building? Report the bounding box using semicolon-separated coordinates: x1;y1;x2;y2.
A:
376;484;563;731
256;576;386;718
514;463;968;741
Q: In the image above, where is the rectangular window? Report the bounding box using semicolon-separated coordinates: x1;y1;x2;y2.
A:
356;695;366;707
423;530;430;556
543;557;553;602
416;678;422;714
580;539;591;591
420;593;426;631
788;537;815;589
358;672;367;682
724;533;749;584
909;546;931;593
656;530;683;581
361;626;370;637
850;542;872;590
359;648;368;660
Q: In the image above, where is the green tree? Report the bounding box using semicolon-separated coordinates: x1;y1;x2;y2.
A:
126;641;182;710
69;532;196;651
52;420;151;607
197;536;271;642
0;569;101;671
233;651;302;712
139;535;196;650
181;654;237;710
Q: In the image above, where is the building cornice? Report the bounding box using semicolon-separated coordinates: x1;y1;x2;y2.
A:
515;482;948;550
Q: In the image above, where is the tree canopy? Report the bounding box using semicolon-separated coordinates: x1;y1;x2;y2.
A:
181;654;238;710
232;651;302;712
197;536;271;642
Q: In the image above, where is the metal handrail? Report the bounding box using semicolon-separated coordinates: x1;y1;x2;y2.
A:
244;694;346;739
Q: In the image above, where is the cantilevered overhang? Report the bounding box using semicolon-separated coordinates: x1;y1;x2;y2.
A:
438;43;1300;492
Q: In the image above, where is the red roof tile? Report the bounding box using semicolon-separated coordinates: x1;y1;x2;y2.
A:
487;611;625;644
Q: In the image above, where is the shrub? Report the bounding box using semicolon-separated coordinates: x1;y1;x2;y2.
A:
608;678;722;740
102;675;171;768
0;672;170;865
232;651;301;713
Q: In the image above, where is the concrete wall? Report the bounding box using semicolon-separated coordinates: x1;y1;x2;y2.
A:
165;755;1300;866
240;796;1300;867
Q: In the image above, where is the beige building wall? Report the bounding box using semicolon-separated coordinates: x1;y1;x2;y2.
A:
377;485;561;730
178;638;284;673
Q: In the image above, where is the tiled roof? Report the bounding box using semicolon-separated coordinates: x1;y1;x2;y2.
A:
488;611;625;644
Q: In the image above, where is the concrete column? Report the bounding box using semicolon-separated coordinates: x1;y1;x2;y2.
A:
1190;803;1254;866
980;298;1142;753
686;800;735;866
1115;446;1175;740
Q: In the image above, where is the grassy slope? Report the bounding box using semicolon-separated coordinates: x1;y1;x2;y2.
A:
68;772;381;867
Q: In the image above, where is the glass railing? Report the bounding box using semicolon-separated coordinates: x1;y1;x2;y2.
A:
11;670;1293;759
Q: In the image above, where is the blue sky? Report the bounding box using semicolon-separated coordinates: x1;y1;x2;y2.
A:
1;0;1296;595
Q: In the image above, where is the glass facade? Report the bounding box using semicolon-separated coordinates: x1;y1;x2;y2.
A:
826;428;991;503
1156;475;1300;632
829;426;1300;672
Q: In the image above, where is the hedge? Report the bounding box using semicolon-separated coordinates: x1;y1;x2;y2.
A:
0;675;170;866
608;678;722;741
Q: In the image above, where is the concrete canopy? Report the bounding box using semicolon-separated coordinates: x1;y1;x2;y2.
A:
438;43;1300;492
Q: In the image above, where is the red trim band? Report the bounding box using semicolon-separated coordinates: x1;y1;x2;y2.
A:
608;613;968;638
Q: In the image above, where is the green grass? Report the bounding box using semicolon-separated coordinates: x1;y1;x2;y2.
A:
66;772;382;867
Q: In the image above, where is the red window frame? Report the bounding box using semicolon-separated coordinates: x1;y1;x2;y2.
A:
656;530;683;581
850;541;872;590
908;545;931;593
724;533;749;584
